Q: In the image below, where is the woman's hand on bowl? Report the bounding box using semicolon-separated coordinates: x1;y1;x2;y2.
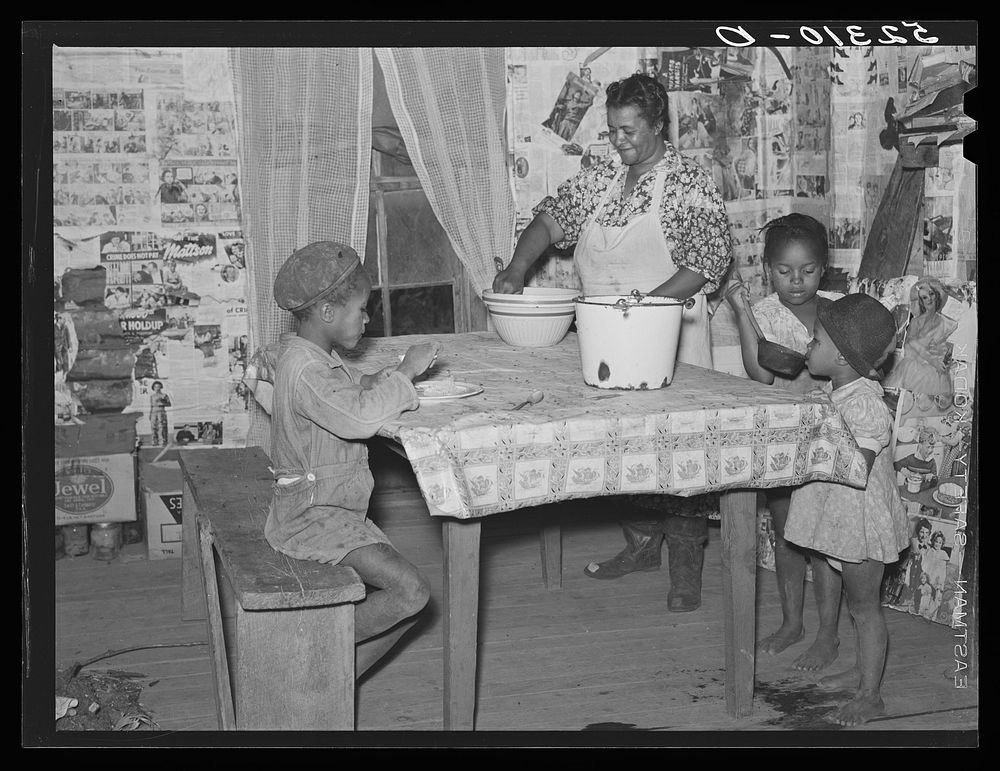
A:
492;266;525;295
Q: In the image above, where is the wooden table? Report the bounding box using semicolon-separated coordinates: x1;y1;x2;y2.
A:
342;332;870;730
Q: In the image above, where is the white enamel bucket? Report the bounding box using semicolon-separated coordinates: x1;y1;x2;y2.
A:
574;290;696;390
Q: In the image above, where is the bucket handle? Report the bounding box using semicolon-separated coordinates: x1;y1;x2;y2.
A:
610;290;697;311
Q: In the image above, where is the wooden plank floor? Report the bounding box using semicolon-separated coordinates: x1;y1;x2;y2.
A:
56;490;978;734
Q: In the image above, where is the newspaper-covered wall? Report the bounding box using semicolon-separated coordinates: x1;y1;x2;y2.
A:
53;47;249;448
506;46;827;301
505;46;840;376
506;45;977;628
504;44;976;294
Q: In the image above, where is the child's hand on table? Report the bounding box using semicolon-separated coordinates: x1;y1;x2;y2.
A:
397;343;440;381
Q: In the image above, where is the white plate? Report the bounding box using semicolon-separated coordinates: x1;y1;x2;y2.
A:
415;381;484;401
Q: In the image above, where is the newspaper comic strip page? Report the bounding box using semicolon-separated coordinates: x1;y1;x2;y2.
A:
53;47;249;447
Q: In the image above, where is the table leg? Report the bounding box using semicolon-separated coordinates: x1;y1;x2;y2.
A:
540;524;562;590
442;518;482;730
720;490;758;718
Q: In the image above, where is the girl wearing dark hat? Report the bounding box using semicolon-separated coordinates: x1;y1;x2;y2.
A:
783;293;910;726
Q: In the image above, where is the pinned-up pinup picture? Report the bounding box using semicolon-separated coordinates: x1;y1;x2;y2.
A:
882;514;960;626
104;284;132;310
883;278;958;400
541;72;599;142
893;426;940;493
148;380;172;446
891;411;969;520
847;111;866;131
764;134;792;191
923;213;953;262
206;262;245;303
709;143;741;202
132;286;167;311
830;218;862;250
675;93;721;151
225;240;245;269
53;312;77;376
162;204;195;224
158;167;188;204
198;420;223;445
161;258;201;306
881;516;931;610
926;164;955;195
795;175;826;199
734;139;759;199
657;47;721;93
194;324;222;361
173;423;200;446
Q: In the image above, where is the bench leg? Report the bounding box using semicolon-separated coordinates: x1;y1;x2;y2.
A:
183;479;207;621
720;490;757;718
198;520;236;730
235;604;356;730
442;518;481;730
539;523;562;590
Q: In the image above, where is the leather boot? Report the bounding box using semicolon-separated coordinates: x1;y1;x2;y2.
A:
583;518;664;579
664;514;709;612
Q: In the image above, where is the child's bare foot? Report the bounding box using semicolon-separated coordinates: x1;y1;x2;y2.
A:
828;691;885;727
818;666;861;692
792;635;840;671
757;624;805;655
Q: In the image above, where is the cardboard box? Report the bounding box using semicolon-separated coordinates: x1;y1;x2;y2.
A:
56;412;139;458
55;454;138;525
141;461;183;560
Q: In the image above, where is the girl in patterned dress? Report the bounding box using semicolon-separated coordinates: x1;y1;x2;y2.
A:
784;294;909;726
725;214;842;671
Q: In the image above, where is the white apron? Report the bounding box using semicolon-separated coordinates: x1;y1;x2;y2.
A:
573;166;713;368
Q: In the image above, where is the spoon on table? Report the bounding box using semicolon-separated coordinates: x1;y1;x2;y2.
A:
512;390;545;411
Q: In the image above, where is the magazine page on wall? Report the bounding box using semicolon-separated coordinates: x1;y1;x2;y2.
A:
877;276;976;627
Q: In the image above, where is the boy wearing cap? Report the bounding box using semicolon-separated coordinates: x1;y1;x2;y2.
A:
783;293;909;726
268;241;439;679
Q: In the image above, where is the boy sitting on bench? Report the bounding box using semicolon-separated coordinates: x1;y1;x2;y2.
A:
268;241;439;678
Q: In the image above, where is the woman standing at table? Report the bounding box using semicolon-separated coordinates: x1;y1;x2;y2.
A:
493;73;733;611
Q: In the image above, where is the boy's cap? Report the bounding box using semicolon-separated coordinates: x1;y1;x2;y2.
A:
273;241;361;311
818;293;897;380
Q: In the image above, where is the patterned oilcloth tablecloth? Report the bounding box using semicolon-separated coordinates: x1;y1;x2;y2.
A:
341;332;869;520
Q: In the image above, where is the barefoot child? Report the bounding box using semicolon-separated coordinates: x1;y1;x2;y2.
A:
725;213;843;671
784;293;909;726
266;241;439;680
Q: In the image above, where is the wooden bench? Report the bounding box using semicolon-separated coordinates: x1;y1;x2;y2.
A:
178;447;366;730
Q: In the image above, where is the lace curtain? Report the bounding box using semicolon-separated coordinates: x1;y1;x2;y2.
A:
229;47;374;449
375;48;515;295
